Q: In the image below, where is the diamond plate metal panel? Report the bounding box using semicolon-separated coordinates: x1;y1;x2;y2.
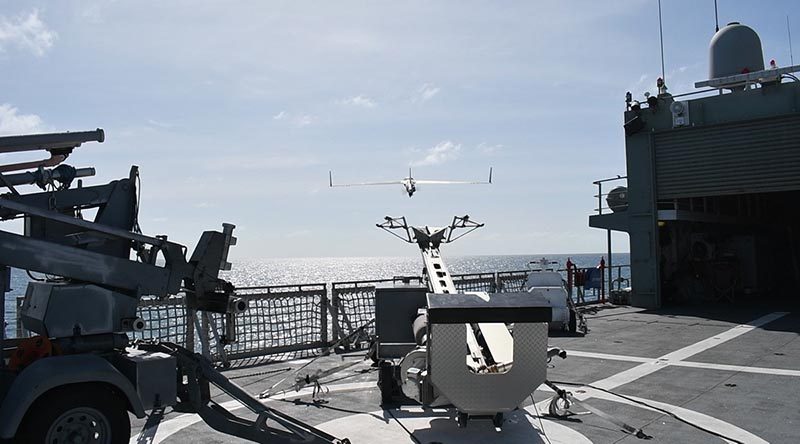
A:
429;322;548;414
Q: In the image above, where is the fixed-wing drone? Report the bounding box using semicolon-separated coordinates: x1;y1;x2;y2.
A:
329;167;492;197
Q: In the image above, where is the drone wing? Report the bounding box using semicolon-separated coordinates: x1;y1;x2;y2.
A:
414;167;493;185
414;179;484;184
329;171;402;187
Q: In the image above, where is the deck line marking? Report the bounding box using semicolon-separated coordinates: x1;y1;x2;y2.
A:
136;312;789;443
567;350;652;363
656;311;789;362
567;350;800;377
591;311;789;390
671;360;800;377
534;388;768;444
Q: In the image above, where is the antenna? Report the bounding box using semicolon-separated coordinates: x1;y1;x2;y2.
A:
658;0;666;83
714;0;719;32
789;15;795;66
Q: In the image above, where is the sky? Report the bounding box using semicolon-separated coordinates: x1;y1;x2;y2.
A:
0;1;798;259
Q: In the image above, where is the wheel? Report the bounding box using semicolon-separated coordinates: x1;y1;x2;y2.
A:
568;309;577;333
377;361;395;404
492;412;504;429
366;340;379;364
456;411;468;428
17;383;131;444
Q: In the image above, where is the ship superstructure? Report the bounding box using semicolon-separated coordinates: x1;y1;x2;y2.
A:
591;22;800;308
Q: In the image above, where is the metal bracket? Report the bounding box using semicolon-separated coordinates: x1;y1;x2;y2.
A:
148;342;351;444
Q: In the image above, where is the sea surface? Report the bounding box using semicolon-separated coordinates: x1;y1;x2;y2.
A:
3;253;629;338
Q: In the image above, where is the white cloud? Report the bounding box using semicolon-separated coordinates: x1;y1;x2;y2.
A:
0;9;56;57
0;103;44;135
412;140;461;166
340;95;376;108
292;114;314;128
146;119;174;129
272;111;314;127
413;83;440;103
80;3;109;25
477;142;503;155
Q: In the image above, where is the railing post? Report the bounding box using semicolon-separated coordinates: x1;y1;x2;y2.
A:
199;312;211;360
600;257;606;303
186;305;196;353
607;229;613;296
320;284;328;346
330;285;341;341
15;297;24;338
0;265;7;371
598;182;603;215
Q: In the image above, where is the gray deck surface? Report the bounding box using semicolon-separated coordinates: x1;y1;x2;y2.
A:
129;304;800;444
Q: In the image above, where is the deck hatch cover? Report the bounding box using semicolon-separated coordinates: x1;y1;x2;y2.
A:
653;113;800;199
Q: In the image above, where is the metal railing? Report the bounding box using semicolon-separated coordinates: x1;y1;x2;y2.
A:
217;284;328;365
593;175;628;215
13;267;629;367
497;270;529;292
330;276;423;343
132;295;194;350
452;272;497;293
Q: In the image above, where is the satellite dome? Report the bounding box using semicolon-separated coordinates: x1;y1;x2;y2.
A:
709;22;764;80
607;186;628;212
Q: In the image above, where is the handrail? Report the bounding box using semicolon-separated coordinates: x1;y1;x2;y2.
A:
592;176;628;215
11;265;632;365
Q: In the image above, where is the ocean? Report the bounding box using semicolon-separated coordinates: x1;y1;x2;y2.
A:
3;253;629;338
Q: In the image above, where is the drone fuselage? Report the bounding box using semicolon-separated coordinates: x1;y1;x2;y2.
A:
402;178;416;196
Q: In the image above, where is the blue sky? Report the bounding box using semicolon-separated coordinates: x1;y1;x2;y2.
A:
0;1;798;259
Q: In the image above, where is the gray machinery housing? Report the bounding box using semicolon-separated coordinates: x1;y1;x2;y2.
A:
0;129;350;444
590;22;800;308
374;216;553;428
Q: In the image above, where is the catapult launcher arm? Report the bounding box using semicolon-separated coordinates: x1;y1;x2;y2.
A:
377;215;483;293
0;128;104;173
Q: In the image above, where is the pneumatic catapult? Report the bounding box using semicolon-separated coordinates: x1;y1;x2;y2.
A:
373;215;560;429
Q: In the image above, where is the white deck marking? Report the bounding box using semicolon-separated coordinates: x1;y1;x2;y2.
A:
318;405;593;444
567;350;652;363
130;381;376;444
533;388;768;444
656;312;788;362
591;311;789;390
670;360;800;377
568;350;800;377
136;312;790;443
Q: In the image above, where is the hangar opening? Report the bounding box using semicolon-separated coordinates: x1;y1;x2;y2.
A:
658;190;800;306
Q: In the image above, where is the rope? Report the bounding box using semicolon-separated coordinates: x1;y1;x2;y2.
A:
385;408;422;444
227;367;291;381
549;380;745;444
529;394;553;444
